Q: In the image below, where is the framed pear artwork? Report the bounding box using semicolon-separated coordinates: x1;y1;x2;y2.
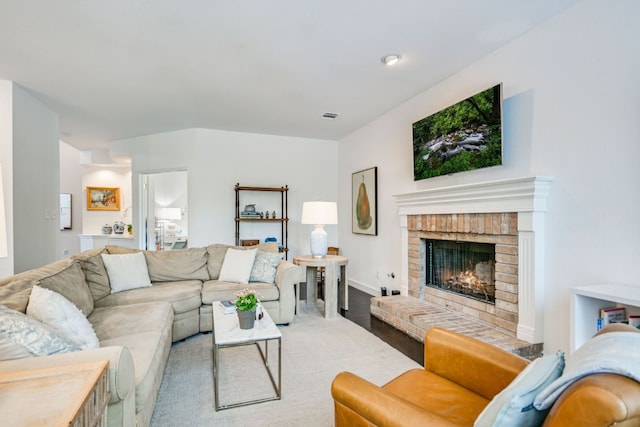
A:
352;166;377;235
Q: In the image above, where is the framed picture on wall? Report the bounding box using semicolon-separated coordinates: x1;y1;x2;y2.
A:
86;187;120;211
352;166;377;235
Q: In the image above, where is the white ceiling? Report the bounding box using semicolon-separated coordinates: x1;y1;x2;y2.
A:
0;0;579;150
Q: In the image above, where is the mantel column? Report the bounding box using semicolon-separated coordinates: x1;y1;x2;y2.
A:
517;211;545;343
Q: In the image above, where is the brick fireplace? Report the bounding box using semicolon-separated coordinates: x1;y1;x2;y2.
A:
394;176;553;344
408;212;518;334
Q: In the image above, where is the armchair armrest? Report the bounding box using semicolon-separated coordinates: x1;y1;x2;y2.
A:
332;371;459;427
424;328;529;400
542;373;640;426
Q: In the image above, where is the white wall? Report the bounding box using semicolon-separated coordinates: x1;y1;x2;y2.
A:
338;0;640;354
12;84;60;273
110;128;338;259
0;81;14;277
59;141;83;258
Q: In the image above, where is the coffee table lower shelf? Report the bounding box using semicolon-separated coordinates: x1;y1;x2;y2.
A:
211;302;282;411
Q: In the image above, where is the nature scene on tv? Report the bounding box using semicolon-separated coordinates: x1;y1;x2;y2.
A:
413;84;502;181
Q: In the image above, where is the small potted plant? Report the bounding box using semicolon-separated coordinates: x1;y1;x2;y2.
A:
127;224;133;235
235;288;260;329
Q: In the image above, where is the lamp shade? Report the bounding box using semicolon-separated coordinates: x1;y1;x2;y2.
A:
301;201;338;225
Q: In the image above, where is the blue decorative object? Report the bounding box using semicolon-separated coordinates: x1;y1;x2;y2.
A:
265;237;278;242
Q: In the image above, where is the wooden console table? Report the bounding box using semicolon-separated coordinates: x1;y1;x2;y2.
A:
293;254;349;319
0;360;110;427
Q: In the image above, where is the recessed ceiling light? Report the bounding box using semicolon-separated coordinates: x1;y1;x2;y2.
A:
322;112;339;120
381;54;402;66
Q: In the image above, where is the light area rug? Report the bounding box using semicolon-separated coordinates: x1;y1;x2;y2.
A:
150;305;420;426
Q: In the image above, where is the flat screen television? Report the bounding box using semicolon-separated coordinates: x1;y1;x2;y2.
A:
413;83;503;181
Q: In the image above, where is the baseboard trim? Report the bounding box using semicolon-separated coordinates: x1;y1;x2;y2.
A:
348;279;379;297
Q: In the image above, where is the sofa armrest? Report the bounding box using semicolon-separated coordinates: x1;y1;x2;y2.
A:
332;371;459;427
274;261;301;301
274;260;302;289
542;373;640;427
424;327;529;400
0;346;135;404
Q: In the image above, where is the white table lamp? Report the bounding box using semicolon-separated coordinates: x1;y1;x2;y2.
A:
301;201;338;257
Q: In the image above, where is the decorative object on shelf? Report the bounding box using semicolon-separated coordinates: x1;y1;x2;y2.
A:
127;224;133;235
272;210;276;219
352;166;377;236
113;221;125;234
235;288;260;329
87;187;120;211
240;204;261;218
301;200;338;257
265;211;270;219
101;224;113;235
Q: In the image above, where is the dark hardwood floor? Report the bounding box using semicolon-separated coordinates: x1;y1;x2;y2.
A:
339;286;424;365
301;281;423;364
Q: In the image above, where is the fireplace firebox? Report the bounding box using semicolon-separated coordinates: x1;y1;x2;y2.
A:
425;239;496;303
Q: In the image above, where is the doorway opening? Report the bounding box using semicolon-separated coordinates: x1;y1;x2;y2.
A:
140;170;188;251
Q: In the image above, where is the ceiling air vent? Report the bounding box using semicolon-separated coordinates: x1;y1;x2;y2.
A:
322;112;339;120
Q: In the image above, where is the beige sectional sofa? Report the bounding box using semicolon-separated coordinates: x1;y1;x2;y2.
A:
0;242;301;427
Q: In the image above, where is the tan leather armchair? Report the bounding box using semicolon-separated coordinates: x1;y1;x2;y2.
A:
331;326;640;427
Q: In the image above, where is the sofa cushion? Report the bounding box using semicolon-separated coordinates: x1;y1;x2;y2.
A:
72;247;111;301
0;278;37;312
475;350;565;427
250;251;284;284
143;248;209;282
384;368;490;427
218;248;257;284
206;242;279;280
102;252;152;293
38;260;94;316
94;280;202;315
201;280;280;305
26;285;100;350
89;302;173;423
0;304;81;360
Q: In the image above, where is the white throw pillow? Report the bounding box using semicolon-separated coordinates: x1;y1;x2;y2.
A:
101;252;152;293
0;304;80;360
26;285;99;350
218;248;257;284
474;350;565;427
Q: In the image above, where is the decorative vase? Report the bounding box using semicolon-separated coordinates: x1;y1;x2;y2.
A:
113;221;125;234
101;224;113;234
237;308;256;329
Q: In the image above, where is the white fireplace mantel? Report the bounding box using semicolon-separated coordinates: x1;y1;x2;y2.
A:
394;176;554;343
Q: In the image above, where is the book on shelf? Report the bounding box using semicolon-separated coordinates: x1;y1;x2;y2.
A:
218;300;236;315
599;306;626;326
629;315;640;329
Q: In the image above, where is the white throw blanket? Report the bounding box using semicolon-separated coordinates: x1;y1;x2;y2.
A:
534;331;640;409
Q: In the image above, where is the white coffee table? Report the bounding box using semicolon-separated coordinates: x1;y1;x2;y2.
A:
211;302;282;410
